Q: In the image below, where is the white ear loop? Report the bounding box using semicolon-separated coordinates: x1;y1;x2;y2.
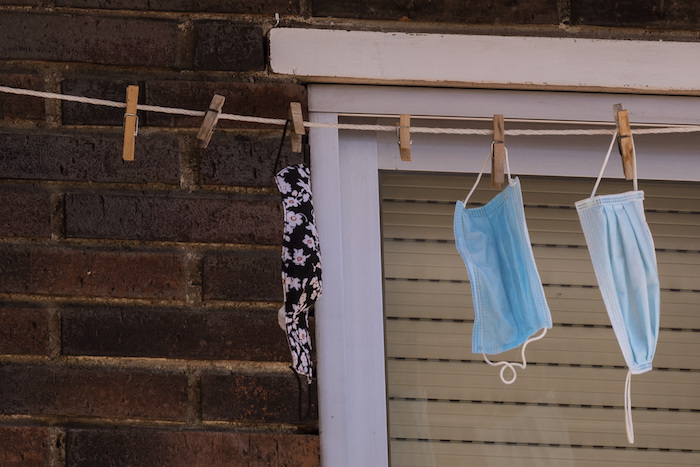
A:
482;328;548;384
625;370;634;444
463;143;513;206
591;130;639;197
463;150;492;205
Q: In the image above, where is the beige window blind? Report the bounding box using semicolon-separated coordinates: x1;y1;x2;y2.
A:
381;172;700;466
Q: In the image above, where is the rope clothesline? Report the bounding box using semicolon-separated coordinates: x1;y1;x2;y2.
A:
2;85;700;137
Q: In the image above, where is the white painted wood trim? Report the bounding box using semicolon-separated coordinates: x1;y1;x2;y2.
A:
310;114;389;467
310;85;700;181
309;113;350;466
308;85;700;125
271;28;700;93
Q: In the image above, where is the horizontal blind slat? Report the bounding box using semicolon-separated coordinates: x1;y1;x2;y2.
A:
387;360;700;410
386;320;700;369
390;440;700;466
389;400;700;450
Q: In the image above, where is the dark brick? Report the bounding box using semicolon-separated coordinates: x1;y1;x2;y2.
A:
201;372;318;423
66;429;319;467
0;187;51;237
0;0;42;4
571;0;700;27
203;250;282;302
0;244;185;299
0;131;180;184
65;192;281;244
0;426;49;467
61;78;141;126
145;81;307;129
0;12;178;67
0;363;189;420
0;246;30;293
0;73;45;121
194;22;265;72
200;131;303;187
0;304;50;355
312;0;559;23
62;306;289;361
55;0;300;14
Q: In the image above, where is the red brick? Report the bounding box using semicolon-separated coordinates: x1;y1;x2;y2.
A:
312;0;560;23
0;187;52;238
194;22;265;72
0;363;189;420
66;429;319;467
203;250;282;302
278;433;320;467
0;131;180;184
200;131;304;187
0;245;185;299
571;0;700;27
61;306;289;361
145;81;307;129
0;12;179;67
0;73;45;121
65;192;281;244
200;372;318;423
0;426;49;467
55;0;300;14
0;303;50;355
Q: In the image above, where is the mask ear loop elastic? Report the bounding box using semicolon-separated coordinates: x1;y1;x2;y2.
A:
625;370;634;444
590;130;639;197
463;148;492;205
463;143;513;206
482;328;548;384
504;147;514;185
590;130;618;198
630;134;639;192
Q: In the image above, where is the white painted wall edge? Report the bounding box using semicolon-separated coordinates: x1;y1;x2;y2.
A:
270;28;700;93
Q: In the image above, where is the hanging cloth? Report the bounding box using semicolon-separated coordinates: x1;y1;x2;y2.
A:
454;146;552;384
275;163;322;382
575;131;660;444
273;121;322;383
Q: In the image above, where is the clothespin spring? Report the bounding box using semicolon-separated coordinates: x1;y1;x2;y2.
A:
123;113;139;137
395;126;412;146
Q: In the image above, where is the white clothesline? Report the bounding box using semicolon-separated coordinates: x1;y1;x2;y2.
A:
2;85;700;137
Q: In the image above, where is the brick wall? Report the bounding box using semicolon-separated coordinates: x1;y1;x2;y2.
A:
0;1;318;465
1;0;698;465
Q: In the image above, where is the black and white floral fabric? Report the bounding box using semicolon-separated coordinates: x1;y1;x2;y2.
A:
275;163;322;382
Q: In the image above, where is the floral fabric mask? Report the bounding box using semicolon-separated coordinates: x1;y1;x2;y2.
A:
275;163;323;382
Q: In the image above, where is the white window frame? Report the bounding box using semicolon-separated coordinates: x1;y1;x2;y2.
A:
270;30;700;467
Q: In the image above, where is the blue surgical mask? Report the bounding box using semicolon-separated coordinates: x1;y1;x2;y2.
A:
575;131;660;444
454;148;552;385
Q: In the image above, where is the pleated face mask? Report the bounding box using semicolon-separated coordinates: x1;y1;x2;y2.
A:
575;131;660;444
454;148;552;384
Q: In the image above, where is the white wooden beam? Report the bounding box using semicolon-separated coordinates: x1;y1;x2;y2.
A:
271;29;700;94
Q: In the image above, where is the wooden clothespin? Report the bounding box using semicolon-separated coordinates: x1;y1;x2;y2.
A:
289;102;305;153
122;85;139;161
197;94;226;149
491;114;505;188
613;104;635;180
397;114;411;161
